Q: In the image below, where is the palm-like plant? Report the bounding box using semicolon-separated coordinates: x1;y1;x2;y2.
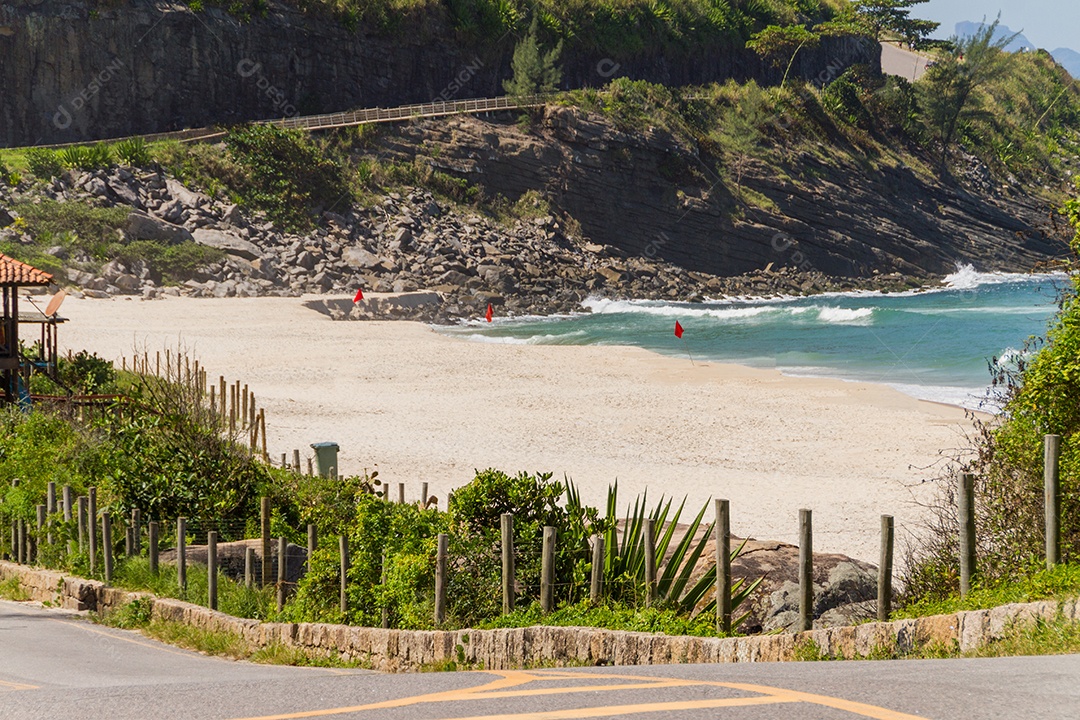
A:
600;482;762;629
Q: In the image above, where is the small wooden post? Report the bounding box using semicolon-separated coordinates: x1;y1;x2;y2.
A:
1045;434;1062;569
177;517;187;593
63;485;73;555
219;376;226;421
156;351;160;375
715;499;732;634
132;508;141;556
207;530;218;610
16;520;25;564
959;473;976;597
209;385;216;416
590;535;604;603
77;496;87;553
396;483;404;504
242;384;249;427
260;410;267;460
88;487;97;575
46;482;56;545
260;497;271;586
643;518;657;606
421;482;429;507
293;449;301;474
381;553;389;629
277;536;286;612
307;458;313;477
125;525;133;558
102;512;113;584
540;526;555;613
434;533;448;624
798;508;813;632
878;515;894;622
501;513;515;614
35;505;45;563
245;547;254;588
339;535;349;615
281;453;287;468
148;521;159;575
307;524;316;573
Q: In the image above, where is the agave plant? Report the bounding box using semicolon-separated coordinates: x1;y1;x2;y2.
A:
600;482;762;629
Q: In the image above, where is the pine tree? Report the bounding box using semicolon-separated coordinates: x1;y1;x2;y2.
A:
503;15;563;98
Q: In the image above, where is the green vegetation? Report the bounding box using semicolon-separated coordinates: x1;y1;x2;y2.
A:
896;563;1080;619
503;15;562;97
0;576;29;601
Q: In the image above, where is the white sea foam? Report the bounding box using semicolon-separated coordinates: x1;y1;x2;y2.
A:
943;263;1066;290
815;306;874;325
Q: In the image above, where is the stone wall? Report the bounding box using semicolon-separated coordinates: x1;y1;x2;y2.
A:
0;0;879;147
3;560;1075;669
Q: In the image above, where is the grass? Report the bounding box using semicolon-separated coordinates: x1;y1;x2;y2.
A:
110;557;276;621
97;596;366;667
477;600;731;637
0;576;30;602
895;563;1080;620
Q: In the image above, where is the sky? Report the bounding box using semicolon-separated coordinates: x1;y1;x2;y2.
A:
921;0;1079;51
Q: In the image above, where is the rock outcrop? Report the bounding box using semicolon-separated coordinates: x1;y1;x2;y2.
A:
0;0;877;147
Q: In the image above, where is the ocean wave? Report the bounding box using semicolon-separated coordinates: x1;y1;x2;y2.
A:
449;330;590;345
815;306;874;325
943;263;1065;290
584;297;877;326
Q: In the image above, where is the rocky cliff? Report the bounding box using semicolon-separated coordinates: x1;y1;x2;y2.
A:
0;0;878;146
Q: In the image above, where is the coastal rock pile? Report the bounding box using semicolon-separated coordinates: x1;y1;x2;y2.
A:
0;167;919;322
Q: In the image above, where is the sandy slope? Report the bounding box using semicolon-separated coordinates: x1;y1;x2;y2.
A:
57;294;973;563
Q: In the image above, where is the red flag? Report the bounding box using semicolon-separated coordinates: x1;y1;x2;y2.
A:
353;288;364;303
674;321;684;338
485;304;493;323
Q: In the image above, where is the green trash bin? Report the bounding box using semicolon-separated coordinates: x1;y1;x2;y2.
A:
310;442;340;479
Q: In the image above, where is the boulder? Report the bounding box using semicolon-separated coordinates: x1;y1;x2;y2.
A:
125;210;194;245
159;539;308;585
191;228;262;261
165;177;208;209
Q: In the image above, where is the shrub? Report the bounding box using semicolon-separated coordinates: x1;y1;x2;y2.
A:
26;148;64;179
114;138;151;167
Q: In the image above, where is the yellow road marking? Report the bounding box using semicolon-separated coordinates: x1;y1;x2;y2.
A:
228;668;931;720
430;695;799;720
0;678;39;691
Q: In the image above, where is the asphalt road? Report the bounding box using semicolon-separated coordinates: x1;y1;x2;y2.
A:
3;600;1080;720
880;42;931;81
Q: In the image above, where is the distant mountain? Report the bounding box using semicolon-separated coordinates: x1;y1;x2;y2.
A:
955;21;1034;52
1051;48;1080;78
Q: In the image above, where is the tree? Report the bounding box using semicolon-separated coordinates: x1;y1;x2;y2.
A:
916;17;1018;171
503;15;562;98
747;25;820;89
850;0;939;46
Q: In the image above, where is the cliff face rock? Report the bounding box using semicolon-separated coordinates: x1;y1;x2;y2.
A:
380;107;1069;278
0;0;878;146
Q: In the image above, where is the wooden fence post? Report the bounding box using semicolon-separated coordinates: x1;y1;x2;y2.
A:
245;547;254;588
125;525;133;558
878;514;894;621
293;449;301;474
339;535;349;616
208;530;218;610
63;485;73;555
148;521;159;575
87;487;97;576
643;518;657;607
1045;434;1061;569
435;533;448;624
381;553;389;629
102;512;113;584
132;508;141;556
46;482;55;545
35;505;45;563
715;499;731;634
798;508;813;632
398;483;405;505
421;482;429;507
260;497;271;587
590;535;604;603
501;513;515;614
17;520;25;564
540;526;555;613
277;537;286;612
959;473;976;597
177;517;187;593
307;524;316;573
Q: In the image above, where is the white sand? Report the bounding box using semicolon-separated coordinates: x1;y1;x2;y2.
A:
57;294;973;563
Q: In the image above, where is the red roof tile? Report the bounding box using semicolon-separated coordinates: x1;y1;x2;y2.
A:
0;254;53;286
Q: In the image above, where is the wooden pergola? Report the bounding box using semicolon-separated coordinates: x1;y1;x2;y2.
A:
0;254;55;404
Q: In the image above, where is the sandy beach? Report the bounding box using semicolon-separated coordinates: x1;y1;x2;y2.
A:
56;294;975;564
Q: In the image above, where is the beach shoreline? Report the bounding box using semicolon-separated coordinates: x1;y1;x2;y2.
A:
56;294;977;565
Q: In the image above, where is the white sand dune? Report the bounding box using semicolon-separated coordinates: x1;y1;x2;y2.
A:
58;294;974;564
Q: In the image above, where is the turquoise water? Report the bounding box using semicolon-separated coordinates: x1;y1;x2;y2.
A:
438;267;1071;409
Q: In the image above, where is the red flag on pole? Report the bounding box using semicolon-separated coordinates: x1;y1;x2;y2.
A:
353;288;364;303
674;321;684;338
485;304;494;323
